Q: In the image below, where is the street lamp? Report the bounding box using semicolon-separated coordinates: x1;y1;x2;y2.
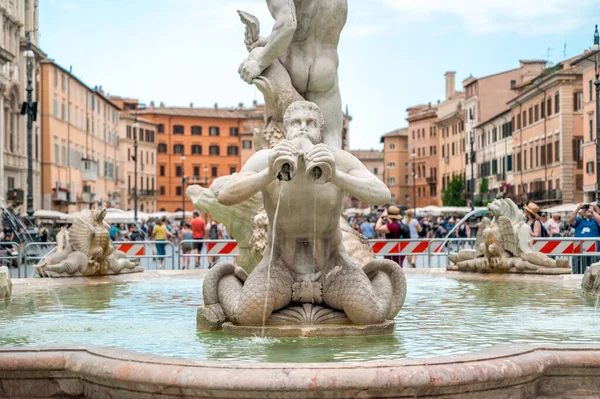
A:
132;116;139;223
181;154;186;227
22;31;36;228
470;131;475;210
593;25;600;205
411;153;416;214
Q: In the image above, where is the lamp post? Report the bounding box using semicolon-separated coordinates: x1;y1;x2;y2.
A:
593;25;600;205
470;131;475;210
203;166;209;221
181;154;186;227
411;153;416;214
23;31;36;228
133;116;139;223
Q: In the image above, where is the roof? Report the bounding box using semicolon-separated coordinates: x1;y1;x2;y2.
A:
350;150;384;160
134;106;256;119
382;127;408;137
570;49;600;66
463;60;545;88
475;108;512;128
120;113;157;126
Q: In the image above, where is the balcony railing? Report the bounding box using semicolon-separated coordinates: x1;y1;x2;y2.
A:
129;189;158;198
52;191;70;203
78;192;102;204
81;158;98;182
529;189;562;202
7;189;24;203
426;177;437;185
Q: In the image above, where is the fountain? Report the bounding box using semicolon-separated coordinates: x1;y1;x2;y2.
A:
582;262;600;296
0;266;10;299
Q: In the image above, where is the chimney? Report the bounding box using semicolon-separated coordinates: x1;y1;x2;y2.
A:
445;71;456;100
159;101;165;108
149;101;155;109
190;102;193;108
214;102;218;109
238;102;244;109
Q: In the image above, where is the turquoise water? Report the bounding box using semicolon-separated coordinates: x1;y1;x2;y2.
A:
1;276;598;362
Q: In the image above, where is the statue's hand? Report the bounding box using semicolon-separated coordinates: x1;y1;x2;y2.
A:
268;140;298;176
305;144;336;183
246;35;267;51
238;57;264;84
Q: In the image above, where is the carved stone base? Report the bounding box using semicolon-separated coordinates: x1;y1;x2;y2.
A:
34;265;143;278
222;319;395;338
582;263;600;297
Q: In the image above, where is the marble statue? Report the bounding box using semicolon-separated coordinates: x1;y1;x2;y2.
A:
0;266;11;300
582;263;600;297
35;209;142;278
238;0;346;149
198;101;406;330
448;198;570;274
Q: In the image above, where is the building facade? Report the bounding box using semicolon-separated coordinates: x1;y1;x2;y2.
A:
508;58;584;205
40;61;121;212
0;0;42;211
381;128;410;207
406;104;439;207
135;103;264;212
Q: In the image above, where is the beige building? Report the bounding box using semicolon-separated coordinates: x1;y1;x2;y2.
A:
406;104;439;207
571;49;600;202
381;128;410;207
118;114;158;213
463;60;546;200
40;61;121;212
351;150;384;181
0;0;42;210
436;72;466;200
508;57;584;205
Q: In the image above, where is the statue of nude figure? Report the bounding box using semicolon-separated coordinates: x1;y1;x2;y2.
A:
203;101;406;326
238;0;347;149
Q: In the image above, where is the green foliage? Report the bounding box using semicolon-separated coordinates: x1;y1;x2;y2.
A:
479;177;489;194
442;175;466;206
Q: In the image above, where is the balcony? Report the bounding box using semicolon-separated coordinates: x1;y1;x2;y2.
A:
81;158;98;182
52;190;71;203
426;177;437;185
129;189;158;198
529;189;562;203
496;173;506;181
78;192;102;204
7;188;24;204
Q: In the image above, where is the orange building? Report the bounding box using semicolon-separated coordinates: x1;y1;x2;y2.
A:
508;57;584;205
134;103;265;212
406;104;439;207
380;128;410;207
40;60;121;212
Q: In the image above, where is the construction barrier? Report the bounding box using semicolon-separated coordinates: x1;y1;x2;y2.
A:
178;240;238;269
116;242;145;257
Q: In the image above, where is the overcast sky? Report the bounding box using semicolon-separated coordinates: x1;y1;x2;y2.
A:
41;0;598;150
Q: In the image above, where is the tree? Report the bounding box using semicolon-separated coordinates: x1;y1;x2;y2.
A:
442;175;466;206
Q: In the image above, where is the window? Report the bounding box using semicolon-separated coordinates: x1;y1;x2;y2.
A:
541;101;545;119
516;152;522;171
404;175;409;185
388;162;396;168
158;143;167;153
530;147;533;168
230;167;236;174
547;97;552;116
587;161;595;174
555;91;560;114
574;92;583;111
209;145;220;155
540;144;546;166
230;127;239;136
535;145;539;167
126;125;131;139
175;166;182;177
211;166;218;177
191;145;202;155
528;107;533;125
191;126;202;135
590;79;594;102
159;186;165;195
227;146;239;156
159;165;165;176
524;149;527;169
173;144;184;154
507;154;513;171
534;105;539;122
62;74;67;92
576;175;583;191
173;125;184;134
193;166;200;177
522;111;527;127
209;126;220;136
127;148;131;161
390;143;395;150
555;140;560;162
573;137;583;168
591;118;595;142
54;143;59;163
388;177;396;186
374;167;378;174
242;140;252;149
517;113;521;130
157;124;164;133
547;142;553;164
176;186;182;196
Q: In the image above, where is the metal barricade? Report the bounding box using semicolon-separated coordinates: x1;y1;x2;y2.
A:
0;241;22;279
113;240;178;270
22;242;57;278
177;239;238;269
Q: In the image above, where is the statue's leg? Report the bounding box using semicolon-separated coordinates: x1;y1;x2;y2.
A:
234;258;294;325
521;251;554;268
321;254;390;324
42;252;88;276
305;78;343;149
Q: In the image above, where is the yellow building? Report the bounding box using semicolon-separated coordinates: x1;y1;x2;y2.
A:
508;57;584;205
40;60;121;212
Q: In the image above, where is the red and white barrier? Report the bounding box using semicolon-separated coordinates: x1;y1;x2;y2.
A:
207;242;239;256
533;240;597;255
117;243;145;256
370;240;431;255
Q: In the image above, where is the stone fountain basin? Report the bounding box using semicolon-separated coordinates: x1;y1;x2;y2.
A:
2;270;599;398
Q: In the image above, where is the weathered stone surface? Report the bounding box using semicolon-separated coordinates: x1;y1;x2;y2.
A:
448;199;571;274
1;344;600;398
582;263;600;296
223;320;394;338
0;265;12;299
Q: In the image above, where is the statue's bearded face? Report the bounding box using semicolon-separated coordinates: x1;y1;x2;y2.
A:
285;108;323;144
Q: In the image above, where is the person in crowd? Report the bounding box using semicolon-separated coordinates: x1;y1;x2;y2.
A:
523;202;548;238
456;219;471;249
548;213;562;237
109;223;121;241
205;219;224;268
180;222;194;270
190;211;206;268
405;209;422;268
540;212;550;231
151;218;175;269
360;217;375;239
39;224;49;243
569;203;600;273
375;206;410;267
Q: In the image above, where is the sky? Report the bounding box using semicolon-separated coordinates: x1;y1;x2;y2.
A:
40;0;599;150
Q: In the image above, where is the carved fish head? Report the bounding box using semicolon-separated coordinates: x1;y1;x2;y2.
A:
93;208;107;223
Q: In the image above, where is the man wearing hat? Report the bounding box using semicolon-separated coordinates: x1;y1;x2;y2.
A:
569;203;600;273
375;206;409;267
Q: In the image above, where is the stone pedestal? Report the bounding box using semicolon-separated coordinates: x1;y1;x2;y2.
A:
0;266;12;300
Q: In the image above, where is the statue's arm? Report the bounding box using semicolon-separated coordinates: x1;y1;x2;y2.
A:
258;0;297;69
331;151;391;206
217;151;274;206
